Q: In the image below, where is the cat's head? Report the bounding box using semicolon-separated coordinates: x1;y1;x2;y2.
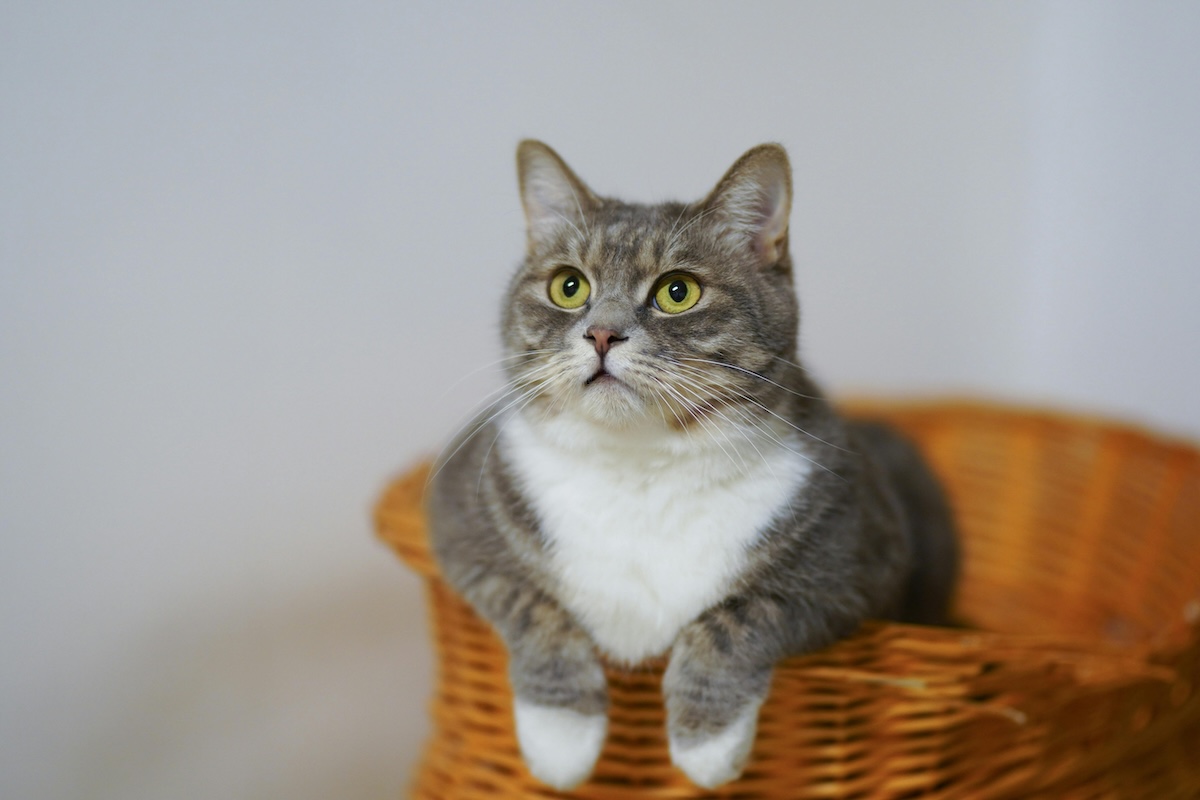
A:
501;140;801;432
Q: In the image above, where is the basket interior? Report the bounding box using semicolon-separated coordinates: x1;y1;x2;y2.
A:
858;403;1200;646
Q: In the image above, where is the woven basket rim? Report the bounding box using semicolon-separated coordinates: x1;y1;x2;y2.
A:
840;396;1199;448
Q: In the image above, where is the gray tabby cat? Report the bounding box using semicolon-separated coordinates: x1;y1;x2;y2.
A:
427;141;958;790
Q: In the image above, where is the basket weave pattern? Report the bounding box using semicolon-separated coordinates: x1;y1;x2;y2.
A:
376;403;1200;798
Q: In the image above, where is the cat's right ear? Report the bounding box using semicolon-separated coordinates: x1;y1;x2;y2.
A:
517;140;599;251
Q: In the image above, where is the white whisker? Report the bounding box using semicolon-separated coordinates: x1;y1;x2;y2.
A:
653;375;751;474
669;382;801;521
437;350;557;401
664;202;694;244
677;356;821;402
546;206;585;242
665;361;843;479
669;360;849;456
562;181;591;239
771;354;812;374
666;202;724;251
476;379;553;497
427;363;563;488
650;375;746;474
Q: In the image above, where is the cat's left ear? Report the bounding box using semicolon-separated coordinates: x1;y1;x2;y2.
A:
517;140;600;252
702;144;793;266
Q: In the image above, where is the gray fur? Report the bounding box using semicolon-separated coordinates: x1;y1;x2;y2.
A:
427;140;958;786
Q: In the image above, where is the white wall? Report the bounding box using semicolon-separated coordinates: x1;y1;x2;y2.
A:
1015;2;1200;426
2;2;1198;798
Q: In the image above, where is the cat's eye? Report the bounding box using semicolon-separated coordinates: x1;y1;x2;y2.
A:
548;268;591;309
653;274;701;314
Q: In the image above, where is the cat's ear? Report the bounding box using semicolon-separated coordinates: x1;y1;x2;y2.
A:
702;144;793;265
517;140;599;251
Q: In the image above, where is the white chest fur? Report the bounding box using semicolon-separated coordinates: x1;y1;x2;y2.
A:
502;412;812;664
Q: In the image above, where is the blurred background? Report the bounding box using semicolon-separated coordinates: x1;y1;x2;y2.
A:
3;2;1199;798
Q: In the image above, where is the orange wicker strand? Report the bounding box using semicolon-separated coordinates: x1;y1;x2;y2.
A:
375;401;1200;799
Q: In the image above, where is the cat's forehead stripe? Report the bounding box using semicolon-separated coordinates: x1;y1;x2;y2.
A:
576;217;682;279
637;233;658;265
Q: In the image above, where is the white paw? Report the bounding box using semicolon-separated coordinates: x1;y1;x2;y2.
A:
513;700;608;789
669;704;760;789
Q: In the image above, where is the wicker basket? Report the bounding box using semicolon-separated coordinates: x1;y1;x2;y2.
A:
376;402;1200;799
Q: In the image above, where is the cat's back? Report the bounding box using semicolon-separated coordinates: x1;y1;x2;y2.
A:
846;419;959;625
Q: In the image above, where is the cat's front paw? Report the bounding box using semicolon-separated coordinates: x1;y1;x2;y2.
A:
668;704;760;789
513;700;608;789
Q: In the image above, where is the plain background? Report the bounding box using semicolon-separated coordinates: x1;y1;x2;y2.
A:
3;2;1199;798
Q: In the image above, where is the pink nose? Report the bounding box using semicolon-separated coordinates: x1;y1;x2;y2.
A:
585;327;626;356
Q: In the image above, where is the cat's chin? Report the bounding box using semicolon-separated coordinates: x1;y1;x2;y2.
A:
576;394;652;429
567;377;654;429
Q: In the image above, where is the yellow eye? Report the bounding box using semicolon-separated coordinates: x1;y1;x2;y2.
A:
653;274;701;314
548;268;590;309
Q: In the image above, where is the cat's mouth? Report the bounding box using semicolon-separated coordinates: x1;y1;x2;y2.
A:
585;367;619;386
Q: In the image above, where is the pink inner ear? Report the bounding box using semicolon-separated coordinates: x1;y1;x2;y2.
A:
723;172;789;264
754;180;790;261
525;169;582;230
705;148;793;265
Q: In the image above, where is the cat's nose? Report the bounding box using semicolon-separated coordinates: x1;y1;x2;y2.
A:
585;327;627;356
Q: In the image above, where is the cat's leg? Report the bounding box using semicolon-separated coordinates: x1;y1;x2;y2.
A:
477;579;609;789
429;472;610;787
663;600;777;789
663;661;770;788
665;590;866;788
509;632;608;788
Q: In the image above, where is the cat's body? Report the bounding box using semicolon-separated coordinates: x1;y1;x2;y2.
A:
427;141;958;790
503;407;811;664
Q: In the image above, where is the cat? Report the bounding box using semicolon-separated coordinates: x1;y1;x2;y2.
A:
426;140;959;790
